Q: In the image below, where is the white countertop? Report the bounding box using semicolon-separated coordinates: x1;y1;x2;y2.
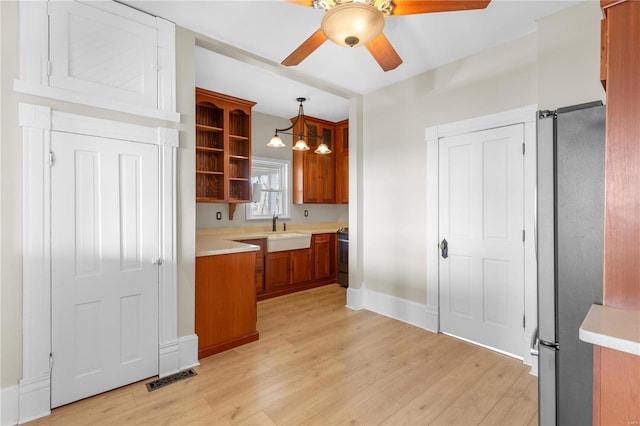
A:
579;304;640;356
196;236;259;257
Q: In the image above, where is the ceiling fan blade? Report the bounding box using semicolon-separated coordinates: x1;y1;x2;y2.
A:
282;0;315;6
392;0;491;15
281;29;328;66
365;32;403;72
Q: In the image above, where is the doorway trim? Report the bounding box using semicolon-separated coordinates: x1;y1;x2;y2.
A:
425;104;538;368
18;103;193;423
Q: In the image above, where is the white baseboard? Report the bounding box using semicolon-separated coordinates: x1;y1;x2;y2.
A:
345;287;363;310
1;385;18;426
347;286;437;333
362;287;431;330
18;375;50;425
178;334;199;372
159;334;199;378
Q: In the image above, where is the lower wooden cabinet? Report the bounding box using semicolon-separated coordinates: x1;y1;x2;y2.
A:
260;233;337;300
313;233;335;280
235;238;265;293
195;251;259;359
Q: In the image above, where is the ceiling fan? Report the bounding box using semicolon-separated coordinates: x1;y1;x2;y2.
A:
281;0;491;72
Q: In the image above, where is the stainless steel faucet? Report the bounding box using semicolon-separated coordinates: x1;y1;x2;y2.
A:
272;214;278;232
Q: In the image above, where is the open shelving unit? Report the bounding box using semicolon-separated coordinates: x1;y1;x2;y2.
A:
195;88;255;216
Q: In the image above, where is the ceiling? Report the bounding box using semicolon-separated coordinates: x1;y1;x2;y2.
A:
124;0;583;121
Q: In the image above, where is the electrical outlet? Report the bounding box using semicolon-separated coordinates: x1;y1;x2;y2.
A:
216;212;222;220
304;210;309;217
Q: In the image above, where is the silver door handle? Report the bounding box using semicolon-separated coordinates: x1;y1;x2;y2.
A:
530;327;539;356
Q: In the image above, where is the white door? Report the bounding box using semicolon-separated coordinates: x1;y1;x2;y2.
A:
438;124;524;357
51;132;159;407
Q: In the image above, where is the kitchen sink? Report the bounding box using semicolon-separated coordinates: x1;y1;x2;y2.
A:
266;232;311;252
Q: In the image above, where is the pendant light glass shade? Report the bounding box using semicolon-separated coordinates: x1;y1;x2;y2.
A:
267;133;285;148
292;138;310;151
314;143;332;154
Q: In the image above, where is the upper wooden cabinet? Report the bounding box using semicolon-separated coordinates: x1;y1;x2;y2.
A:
335;119;349;205
292;116;348;204
195;88;256;204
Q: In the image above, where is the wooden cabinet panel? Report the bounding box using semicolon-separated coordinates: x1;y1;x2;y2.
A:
265;251;290;290
595;2;640;424
313;234;333;281
291;249;312;284
195;251;259;359
236;238;265;293
335;120;349;204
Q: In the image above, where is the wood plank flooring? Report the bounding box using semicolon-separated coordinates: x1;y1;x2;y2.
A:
30;284;538;425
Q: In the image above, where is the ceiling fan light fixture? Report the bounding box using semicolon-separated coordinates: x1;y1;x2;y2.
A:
321;2;385;47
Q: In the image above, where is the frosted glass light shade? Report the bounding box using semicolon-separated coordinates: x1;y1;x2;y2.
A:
314;143;332;154
321;3;385;47
292;139;310;151
267;134;285;148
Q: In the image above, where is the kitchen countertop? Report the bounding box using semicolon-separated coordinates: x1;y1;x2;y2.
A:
196;222;346;257
579;304;640;356
196;237;260;257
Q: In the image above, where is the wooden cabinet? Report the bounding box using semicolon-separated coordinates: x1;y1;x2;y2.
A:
261;233;338;300
335;120;349;204
195;251;259;359
593;2;640;424
292;116;349;204
195;88;255;205
313;233;336;281
265;248;312;291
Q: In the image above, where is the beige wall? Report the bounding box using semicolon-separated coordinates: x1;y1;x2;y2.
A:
359;1;604;304
0;2;197;386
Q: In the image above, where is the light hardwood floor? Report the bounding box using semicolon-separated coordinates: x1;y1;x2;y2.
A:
31;284;538;425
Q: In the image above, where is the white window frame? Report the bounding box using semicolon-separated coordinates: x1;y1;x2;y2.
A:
246;156;291;220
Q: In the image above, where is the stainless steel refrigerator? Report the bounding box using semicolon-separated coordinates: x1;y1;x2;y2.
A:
534;101;605;426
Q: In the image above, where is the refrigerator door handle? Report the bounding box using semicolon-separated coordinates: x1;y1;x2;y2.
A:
530;327;539;356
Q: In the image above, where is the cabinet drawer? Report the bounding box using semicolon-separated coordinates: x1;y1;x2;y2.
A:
313;234;331;243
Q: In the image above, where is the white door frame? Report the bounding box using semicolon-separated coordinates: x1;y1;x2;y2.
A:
18;103;192;423
425;104;538;370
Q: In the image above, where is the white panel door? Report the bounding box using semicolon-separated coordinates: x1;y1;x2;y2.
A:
51;132;159;408
438;124;524;357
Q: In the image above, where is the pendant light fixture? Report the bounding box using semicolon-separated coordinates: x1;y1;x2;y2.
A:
267;97;331;154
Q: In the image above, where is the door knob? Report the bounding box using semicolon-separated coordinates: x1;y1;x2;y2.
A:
440;239;448;259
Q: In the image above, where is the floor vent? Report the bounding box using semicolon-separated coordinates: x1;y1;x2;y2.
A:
145;368;197;392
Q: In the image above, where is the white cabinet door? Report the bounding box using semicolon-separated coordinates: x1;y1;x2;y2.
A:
48;1;158;108
51;131;159;408
438;124;524;357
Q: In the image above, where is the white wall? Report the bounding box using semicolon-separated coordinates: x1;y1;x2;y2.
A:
195;110;348;228
358;1;604;305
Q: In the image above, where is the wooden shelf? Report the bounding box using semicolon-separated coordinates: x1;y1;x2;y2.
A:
196;124;223;132
196;146;224;153
229;134;249;140
229;155;249;160
229;177;249;181
196;170;223;175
